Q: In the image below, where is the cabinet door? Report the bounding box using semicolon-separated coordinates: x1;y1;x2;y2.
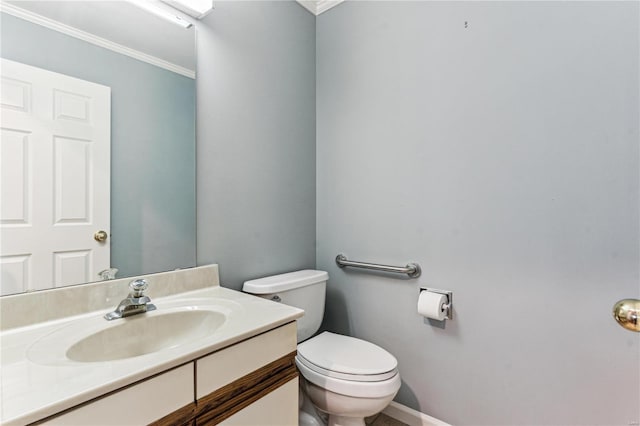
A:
219;378;298;426
42;363;194;425
196;322;297;399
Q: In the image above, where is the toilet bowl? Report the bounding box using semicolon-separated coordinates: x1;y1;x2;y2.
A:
296;332;401;426
243;270;401;426
300;379;398;426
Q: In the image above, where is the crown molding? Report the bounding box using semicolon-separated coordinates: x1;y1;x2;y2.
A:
0;2;195;79
296;0;345;16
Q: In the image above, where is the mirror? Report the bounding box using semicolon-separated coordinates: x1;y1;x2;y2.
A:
0;1;196;295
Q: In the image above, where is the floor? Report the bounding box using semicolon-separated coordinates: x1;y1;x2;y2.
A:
365;413;409;426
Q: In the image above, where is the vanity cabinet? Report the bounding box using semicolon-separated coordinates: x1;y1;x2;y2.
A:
194;322;298;425
36;323;298;426
41;364;194;425
218;378;298;426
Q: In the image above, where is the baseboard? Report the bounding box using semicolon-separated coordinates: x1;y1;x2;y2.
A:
382;401;450;426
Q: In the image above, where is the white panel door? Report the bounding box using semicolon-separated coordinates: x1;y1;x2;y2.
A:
0;58;110;294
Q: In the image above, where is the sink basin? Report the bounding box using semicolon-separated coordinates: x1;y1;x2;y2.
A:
66;310;226;362
27;299;239;365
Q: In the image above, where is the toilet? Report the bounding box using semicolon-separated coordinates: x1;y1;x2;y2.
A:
243;270;401;426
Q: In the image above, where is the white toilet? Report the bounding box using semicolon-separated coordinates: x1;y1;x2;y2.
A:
243;270;401;426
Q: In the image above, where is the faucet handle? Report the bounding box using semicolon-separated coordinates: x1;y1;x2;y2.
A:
129;279;148;297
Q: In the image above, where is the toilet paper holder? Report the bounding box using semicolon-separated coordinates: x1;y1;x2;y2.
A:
420;288;453;320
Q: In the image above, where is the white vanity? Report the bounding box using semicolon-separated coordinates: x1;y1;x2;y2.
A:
0;265;303;425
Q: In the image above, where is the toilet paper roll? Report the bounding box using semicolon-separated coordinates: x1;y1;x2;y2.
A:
418;291;448;321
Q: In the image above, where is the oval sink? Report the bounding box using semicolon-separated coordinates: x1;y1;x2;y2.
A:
66;310;226;362
26;301;238;366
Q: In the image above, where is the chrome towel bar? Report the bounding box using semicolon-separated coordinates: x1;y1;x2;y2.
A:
335;254;421;278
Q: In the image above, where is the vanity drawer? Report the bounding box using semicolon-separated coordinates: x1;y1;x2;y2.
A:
218;377;298;426
41;363;194;425
196;322;297;399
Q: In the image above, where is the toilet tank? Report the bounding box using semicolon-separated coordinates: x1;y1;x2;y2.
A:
242;270;328;342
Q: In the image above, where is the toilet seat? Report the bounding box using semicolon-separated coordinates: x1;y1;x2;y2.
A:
297;332;398;377
297;331;398;378
296;354;397;382
296;356;401;398
295;332;401;398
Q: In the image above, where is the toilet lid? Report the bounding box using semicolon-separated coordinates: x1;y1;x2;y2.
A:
297;332;397;379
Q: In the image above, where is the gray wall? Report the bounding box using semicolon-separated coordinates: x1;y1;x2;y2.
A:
316;2;639;425
196;1;316;289
1;13;196;279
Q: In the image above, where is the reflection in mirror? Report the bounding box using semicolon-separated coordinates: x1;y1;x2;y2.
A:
0;1;197;295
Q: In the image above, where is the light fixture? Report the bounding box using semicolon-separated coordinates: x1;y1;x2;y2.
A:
127;0;193;28
161;0;213;19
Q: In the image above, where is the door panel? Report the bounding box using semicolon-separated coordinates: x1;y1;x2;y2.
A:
0;58;110;294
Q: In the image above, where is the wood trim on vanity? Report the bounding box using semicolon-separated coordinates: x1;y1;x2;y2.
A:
149;351;298;426
195;351;298;426
150;402;196;426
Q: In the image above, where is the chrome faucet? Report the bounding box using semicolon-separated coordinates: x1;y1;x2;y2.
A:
104;278;156;321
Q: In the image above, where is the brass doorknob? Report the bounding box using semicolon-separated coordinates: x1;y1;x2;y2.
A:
612;299;640;332
94;230;108;242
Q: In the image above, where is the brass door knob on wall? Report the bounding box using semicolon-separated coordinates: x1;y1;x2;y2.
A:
94;230;108;242
612;299;640;332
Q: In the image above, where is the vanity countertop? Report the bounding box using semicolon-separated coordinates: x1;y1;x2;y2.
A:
0;285;303;425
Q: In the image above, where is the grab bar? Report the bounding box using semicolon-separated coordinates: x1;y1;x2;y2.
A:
335;254;421;278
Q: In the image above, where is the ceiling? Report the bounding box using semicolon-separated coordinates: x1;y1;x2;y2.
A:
296;0;345;15
3;1;196;73
2;0;346;76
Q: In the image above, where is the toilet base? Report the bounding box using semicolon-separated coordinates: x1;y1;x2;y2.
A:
300;377;396;426
299;395;367;426
299;385;326;426
326;414;366;426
